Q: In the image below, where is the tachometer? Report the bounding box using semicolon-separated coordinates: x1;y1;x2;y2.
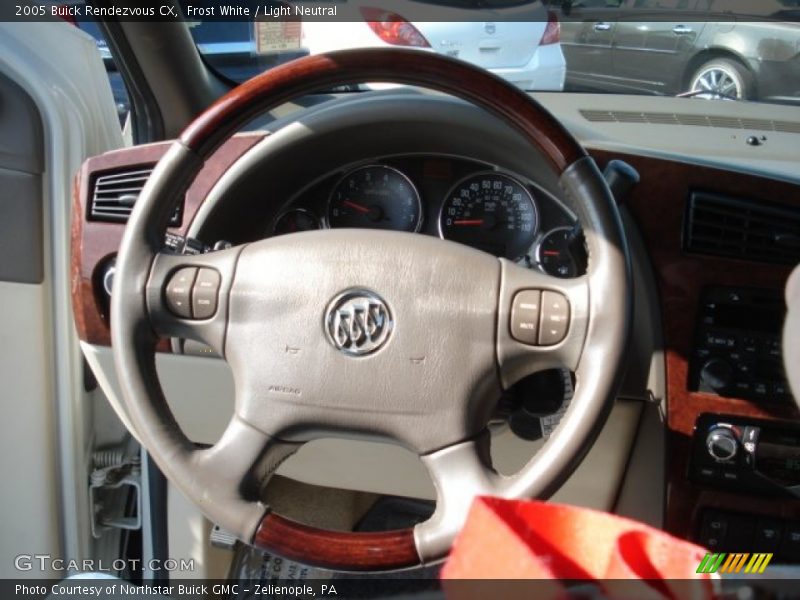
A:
438;172;538;261
327;165;422;231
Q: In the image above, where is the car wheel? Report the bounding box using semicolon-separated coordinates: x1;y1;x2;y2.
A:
689;58;754;100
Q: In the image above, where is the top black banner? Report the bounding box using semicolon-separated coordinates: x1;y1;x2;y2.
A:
4;0;800;23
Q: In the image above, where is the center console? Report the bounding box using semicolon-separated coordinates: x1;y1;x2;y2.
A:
587;150;800;570
686;286;799;561
689;287;791;405
691;414;800;497
691;414;800;561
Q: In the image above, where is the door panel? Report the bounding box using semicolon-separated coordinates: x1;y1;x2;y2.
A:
612;1;707;94
0;169;43;283
0;21;124;576
0;283;62;577
561;1;622;90
0;68;61;578
0;72;44;283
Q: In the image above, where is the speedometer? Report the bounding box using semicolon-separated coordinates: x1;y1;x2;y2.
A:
438;173;538;261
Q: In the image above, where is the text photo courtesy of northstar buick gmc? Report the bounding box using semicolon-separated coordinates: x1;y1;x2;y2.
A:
1;0;800;597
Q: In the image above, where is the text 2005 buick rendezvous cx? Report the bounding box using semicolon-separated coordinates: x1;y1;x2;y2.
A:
1;0;800;597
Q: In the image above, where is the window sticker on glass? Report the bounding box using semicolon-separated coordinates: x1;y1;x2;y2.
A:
254;20;303;54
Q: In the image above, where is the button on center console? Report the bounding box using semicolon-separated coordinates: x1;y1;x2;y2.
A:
706;427;738;462
689;286;793;405
697;509;800;563
691;414;800;497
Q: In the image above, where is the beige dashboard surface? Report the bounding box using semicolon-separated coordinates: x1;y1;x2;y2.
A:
534;92;800;183
81;91;800;521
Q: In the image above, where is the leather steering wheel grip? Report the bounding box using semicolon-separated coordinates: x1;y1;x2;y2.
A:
784;264;800;406
110;49;631;571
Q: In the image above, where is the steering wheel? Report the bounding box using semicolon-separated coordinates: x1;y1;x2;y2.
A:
111;49;631;571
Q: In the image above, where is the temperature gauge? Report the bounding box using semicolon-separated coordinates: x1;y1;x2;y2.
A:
536;226;584;278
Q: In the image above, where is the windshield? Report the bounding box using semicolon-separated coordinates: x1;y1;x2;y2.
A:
106;0;800;106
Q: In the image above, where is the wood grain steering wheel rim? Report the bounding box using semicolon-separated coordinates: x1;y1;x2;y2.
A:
111;48;630;572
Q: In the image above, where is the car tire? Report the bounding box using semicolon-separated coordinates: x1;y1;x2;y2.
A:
688;58;755;100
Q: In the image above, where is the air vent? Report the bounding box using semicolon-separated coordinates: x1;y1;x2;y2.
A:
684;191;800;265
90;167;182;225
580;110;800;134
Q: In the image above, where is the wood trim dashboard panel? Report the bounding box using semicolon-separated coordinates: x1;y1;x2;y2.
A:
72;139;800;544
71;133;264;346
590;149;800;540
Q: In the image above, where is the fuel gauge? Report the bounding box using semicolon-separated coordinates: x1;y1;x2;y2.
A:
536;226;584;278
272;209;320;236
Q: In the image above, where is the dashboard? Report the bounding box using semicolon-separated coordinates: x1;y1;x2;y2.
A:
261;156;585;279
71;91;800;559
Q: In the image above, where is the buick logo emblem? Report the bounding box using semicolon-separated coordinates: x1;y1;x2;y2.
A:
484;22;496;35
326;289;392;356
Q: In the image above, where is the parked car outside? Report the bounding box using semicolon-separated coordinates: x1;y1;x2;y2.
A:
189;0;567;92
301;1;565;91
560;0;800;103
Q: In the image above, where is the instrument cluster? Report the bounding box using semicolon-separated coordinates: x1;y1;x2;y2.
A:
269;156;586;278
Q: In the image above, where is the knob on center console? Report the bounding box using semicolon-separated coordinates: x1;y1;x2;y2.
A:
706;427;738;462
700;358;734;391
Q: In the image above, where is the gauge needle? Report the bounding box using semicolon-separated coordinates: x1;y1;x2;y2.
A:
453;219;485;226
343;200;370;214
542;250;561;257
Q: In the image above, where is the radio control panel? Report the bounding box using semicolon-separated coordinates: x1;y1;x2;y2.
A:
689;287;792;405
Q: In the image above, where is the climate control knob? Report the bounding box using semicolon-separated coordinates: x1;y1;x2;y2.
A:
706;427;738;462
700;358;734;391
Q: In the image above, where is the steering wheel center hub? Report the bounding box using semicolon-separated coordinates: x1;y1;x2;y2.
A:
326;288;393;356
221;229;502;453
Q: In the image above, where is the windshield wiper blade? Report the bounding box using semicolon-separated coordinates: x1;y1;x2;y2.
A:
676;89;740;101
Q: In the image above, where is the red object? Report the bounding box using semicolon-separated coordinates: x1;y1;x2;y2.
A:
360;7;431;48
442;497;715;600
541;11;561;46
